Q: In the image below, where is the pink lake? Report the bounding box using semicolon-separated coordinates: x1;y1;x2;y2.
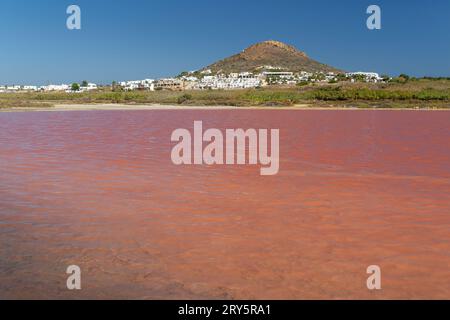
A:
0;109;449;299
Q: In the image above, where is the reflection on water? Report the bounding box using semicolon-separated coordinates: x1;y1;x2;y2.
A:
0;110;449;299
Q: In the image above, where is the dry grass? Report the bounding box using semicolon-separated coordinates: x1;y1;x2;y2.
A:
1;79;449;110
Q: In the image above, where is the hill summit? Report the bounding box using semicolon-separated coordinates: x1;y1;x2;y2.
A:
203;40;341;74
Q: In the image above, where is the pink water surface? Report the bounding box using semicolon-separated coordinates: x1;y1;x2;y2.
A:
0;109;449;299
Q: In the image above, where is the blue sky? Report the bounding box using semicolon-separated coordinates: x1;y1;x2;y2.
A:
0;0;449;85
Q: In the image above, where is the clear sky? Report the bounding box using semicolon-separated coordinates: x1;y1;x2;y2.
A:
1;0;449;85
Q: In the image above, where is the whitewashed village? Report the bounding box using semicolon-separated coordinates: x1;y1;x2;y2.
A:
0;82;98;93
0;70;387;94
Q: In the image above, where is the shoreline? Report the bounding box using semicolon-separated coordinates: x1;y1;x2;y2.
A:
1;103;450;113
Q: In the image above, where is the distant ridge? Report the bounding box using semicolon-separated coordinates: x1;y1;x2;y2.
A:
203;40;341;74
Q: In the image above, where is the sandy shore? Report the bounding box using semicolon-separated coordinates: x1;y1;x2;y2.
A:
1;103;449;112
0;103;239;112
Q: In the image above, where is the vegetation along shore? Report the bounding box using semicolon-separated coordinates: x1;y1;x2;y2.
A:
1;78;449;111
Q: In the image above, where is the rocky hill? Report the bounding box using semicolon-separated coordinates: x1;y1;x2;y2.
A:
203;40;341;74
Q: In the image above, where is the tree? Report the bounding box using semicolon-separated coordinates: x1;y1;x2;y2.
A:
71;83;80;91
353;74;366;82
177;71;189;78
297;81;310;87
336;73;348;82
81;80;88;87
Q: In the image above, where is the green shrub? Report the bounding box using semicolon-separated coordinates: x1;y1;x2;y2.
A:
177;93;193;104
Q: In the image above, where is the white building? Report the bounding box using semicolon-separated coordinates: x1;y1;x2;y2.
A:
194;73;262;90
22;86;38;91
120;79;154;91
0;85;38;93
346;72;382;83
262;71;294;78
6;85;21;91
154;78;183;90
80;83;98;91
263;71;297;85
40;84;70;91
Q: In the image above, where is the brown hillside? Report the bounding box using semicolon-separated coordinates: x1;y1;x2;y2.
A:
204;40;341;74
